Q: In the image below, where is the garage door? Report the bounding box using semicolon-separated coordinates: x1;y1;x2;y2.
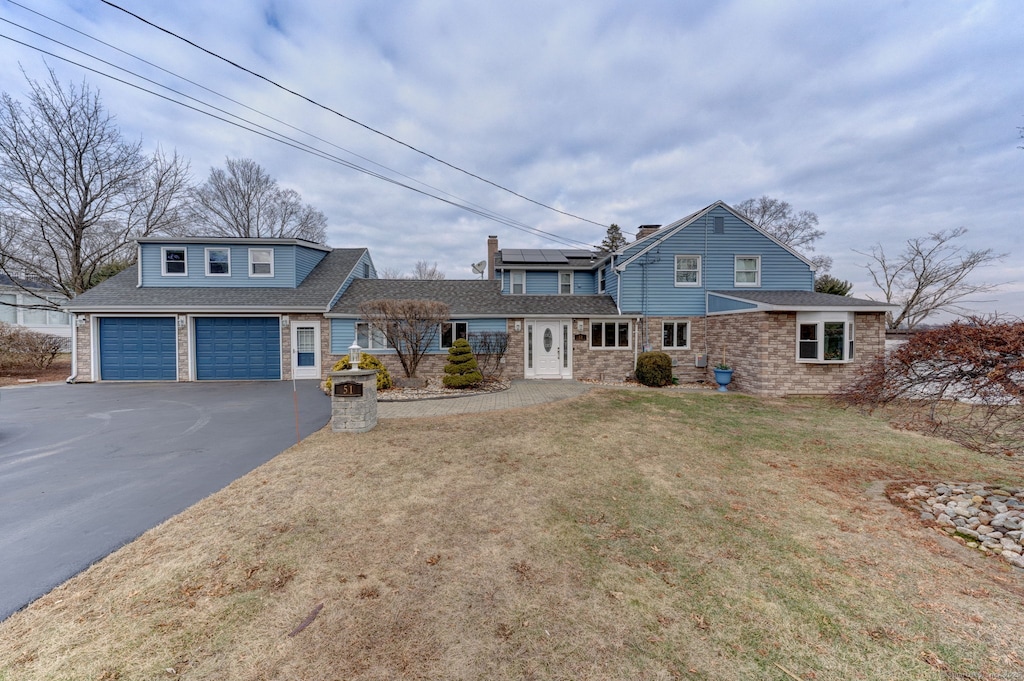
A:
194;317;281;380
99;317;177;381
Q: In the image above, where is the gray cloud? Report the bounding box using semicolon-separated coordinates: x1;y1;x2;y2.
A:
0;0;1020;309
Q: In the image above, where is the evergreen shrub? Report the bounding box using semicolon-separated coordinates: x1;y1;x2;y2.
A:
443;338;483;388
635;351;673;387
324;352;393;392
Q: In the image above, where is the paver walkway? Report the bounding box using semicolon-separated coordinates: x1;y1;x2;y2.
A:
377;379;591;418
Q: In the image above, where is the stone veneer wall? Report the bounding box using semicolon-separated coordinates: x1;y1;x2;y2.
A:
75;316;91;380
705;311;886;396
570;316;635;383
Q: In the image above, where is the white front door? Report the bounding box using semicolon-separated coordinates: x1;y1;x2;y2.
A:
526;319;571;378
291;321;320;379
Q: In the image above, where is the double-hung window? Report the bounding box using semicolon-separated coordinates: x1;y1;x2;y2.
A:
598;267;606;293
162;247;187;276
205;247;230;276
590;320;630;348
355;322;389;349
510;270;525;294
662;321;689;349
734;256;760;287
797;312;854;363
558;271;573;294
440;321;468;348
249;248;274;277
675;255;701;286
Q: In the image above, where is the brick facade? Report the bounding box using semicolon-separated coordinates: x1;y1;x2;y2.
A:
705;311;886;396
74;316;91;380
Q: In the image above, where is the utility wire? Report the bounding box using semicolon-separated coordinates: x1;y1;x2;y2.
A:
99;0;610;229
0;30;592;248
1;3;596;248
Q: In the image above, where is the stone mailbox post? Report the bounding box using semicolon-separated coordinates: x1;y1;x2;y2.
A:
330;369;378;433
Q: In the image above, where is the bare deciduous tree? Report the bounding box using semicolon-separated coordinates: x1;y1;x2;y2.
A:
411;260;445;280
834;317;1024;456
189;157;327;243
734;195;831;272
379;261;446;280
857;227;1005;330
357;299;450;378
0;71;190;300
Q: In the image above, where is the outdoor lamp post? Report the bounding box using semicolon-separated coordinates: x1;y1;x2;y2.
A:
349;341;361;366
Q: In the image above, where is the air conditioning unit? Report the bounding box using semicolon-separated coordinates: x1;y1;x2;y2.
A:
694;354;708;368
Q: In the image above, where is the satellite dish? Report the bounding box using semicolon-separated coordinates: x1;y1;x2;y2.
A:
471;260;487;278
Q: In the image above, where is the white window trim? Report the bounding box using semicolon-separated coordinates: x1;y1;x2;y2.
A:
590;319;631;349
248;248;274;277
510;270;525;295
558;271;573;295
355;322;389;349
440;321;468;349
734;255;761;287
662;320;690;349
161;246;187;277
796;312;855;363
674;255;701;287
204;247;231;276
598;267;606;293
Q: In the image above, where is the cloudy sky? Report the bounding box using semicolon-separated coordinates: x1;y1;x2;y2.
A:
1;0;1021;316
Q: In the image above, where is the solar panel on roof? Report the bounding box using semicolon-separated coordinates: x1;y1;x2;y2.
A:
500;249;526;263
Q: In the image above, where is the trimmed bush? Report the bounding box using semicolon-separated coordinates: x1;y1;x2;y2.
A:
324;353;393;392
635;351;673;387
443;338;483;388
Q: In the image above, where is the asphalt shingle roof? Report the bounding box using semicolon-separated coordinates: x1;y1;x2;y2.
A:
64;248;368;312
328;279;621;317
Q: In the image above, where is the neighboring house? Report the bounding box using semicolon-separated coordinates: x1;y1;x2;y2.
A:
0;275;73;346
63;237;374;382
63;201;893;396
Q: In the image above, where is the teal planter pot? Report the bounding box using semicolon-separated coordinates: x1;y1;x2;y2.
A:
713;368;733;392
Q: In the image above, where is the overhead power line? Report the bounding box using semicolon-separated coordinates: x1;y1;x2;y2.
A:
0;10;594;248
99;0;610;230
0;28;595;249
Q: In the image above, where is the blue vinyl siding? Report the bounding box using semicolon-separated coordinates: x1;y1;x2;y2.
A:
194;317;281;380
616;205;814;316
708;294;759;313
139;243;306;288
573;271;596;294
294;246;328;285
99;317;176;380
331;318;506;355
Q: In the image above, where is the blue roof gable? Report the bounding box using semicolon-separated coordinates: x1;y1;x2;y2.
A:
612;201;815;316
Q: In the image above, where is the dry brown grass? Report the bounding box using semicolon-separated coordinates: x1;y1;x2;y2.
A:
1;388;1023;680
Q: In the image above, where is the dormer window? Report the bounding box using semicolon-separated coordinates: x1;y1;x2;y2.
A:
510;270;525;294
249;248;274;277
162;247;187;276
559;271;573;294
205;247;230;276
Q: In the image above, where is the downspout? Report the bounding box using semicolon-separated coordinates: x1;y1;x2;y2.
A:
614;255;622;315
65;315;78;383
703;213;710;357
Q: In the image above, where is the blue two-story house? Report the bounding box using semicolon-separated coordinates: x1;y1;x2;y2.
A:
64;201;892;396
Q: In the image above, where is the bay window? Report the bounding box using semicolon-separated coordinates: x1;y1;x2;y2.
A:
796;312;854;363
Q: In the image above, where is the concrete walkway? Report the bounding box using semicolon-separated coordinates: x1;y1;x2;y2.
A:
377;379;591;418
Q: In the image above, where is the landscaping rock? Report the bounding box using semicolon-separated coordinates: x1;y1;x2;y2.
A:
896;481;1024;571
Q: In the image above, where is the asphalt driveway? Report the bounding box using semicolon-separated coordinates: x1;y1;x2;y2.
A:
0;380;330;621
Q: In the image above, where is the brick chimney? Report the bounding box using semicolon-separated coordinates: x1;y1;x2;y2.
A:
636;225;660;241
487;235;499;280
